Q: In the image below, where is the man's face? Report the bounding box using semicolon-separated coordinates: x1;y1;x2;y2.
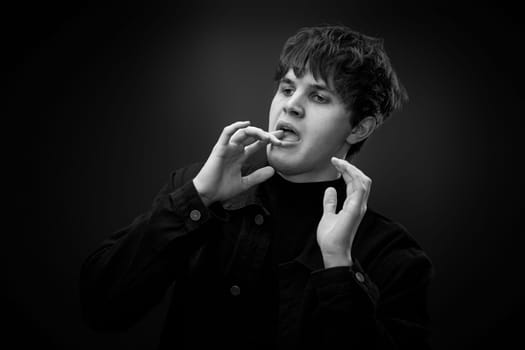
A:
267;69;353;182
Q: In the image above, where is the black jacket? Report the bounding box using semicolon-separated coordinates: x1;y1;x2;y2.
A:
80;162;433;349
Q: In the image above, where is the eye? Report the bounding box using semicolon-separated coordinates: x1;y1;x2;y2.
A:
311;93;329;104
279;86;294;96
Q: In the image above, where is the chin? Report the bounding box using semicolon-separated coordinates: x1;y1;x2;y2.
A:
267;149;304;175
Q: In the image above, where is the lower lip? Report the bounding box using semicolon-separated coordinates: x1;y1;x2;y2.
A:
277;139;300;147
276;130;301;145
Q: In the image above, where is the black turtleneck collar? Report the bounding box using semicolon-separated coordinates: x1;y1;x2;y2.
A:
261;172;347;214
260;172;348;265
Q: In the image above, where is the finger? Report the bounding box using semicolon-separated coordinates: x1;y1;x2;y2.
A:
331;157;371;206
243;129;285;158
322;187;338;214
230;126;274;145
331;157;369;180
244;140;266;158
230;130;258;147
333;157;372;199
270;130;285;139
218;121;251;145
243;127;282;145
231;126;282;146
331;157;357;196
241;166;275;190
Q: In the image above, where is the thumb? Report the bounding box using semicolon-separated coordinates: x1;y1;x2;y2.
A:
242;166;275;190
323;187;337;214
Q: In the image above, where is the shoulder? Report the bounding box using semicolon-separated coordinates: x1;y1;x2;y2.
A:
357;207;424;253
354;207;433;283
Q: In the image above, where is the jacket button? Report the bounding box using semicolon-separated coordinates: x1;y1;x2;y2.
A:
355;272;365;283
254;214;264;225
190;209;201;221
230;285;241;296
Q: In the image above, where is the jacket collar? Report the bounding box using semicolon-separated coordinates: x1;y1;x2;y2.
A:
221;178;270;215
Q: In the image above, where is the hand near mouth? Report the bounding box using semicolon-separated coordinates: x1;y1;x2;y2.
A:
193;121;284;206
274;120;301;143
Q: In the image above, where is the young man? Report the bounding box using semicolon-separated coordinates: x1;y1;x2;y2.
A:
80;25;433;349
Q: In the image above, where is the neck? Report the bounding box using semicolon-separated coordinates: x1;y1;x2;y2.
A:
277;167;342;183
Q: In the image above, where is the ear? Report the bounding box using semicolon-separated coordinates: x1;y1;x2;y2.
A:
345;116;377;144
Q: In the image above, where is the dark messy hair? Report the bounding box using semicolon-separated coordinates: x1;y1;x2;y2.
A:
274;24;408;159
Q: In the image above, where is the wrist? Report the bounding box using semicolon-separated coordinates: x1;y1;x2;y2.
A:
321;250;353;268
192;178;215;207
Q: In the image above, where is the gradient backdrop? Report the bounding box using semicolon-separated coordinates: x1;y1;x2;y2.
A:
8;1;523;349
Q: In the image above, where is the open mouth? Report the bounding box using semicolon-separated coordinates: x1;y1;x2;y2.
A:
276;121;300;143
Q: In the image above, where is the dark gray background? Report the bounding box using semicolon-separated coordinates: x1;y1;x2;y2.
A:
8;1;523;349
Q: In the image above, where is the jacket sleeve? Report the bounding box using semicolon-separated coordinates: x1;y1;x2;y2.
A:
79;163;228;331
307;245;433;349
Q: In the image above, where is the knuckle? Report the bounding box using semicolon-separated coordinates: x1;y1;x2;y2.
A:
244;127;257;136
232;129;245;138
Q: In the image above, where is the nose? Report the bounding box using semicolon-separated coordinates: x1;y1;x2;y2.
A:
283;94;305;118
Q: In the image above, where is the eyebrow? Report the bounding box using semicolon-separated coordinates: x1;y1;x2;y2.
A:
279;77;336;95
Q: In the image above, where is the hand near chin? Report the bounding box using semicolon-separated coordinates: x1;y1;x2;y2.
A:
193;121;283;206
317;157;372;268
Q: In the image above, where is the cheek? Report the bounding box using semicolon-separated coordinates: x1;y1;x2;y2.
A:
268;97;280;128
307;114;351;146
